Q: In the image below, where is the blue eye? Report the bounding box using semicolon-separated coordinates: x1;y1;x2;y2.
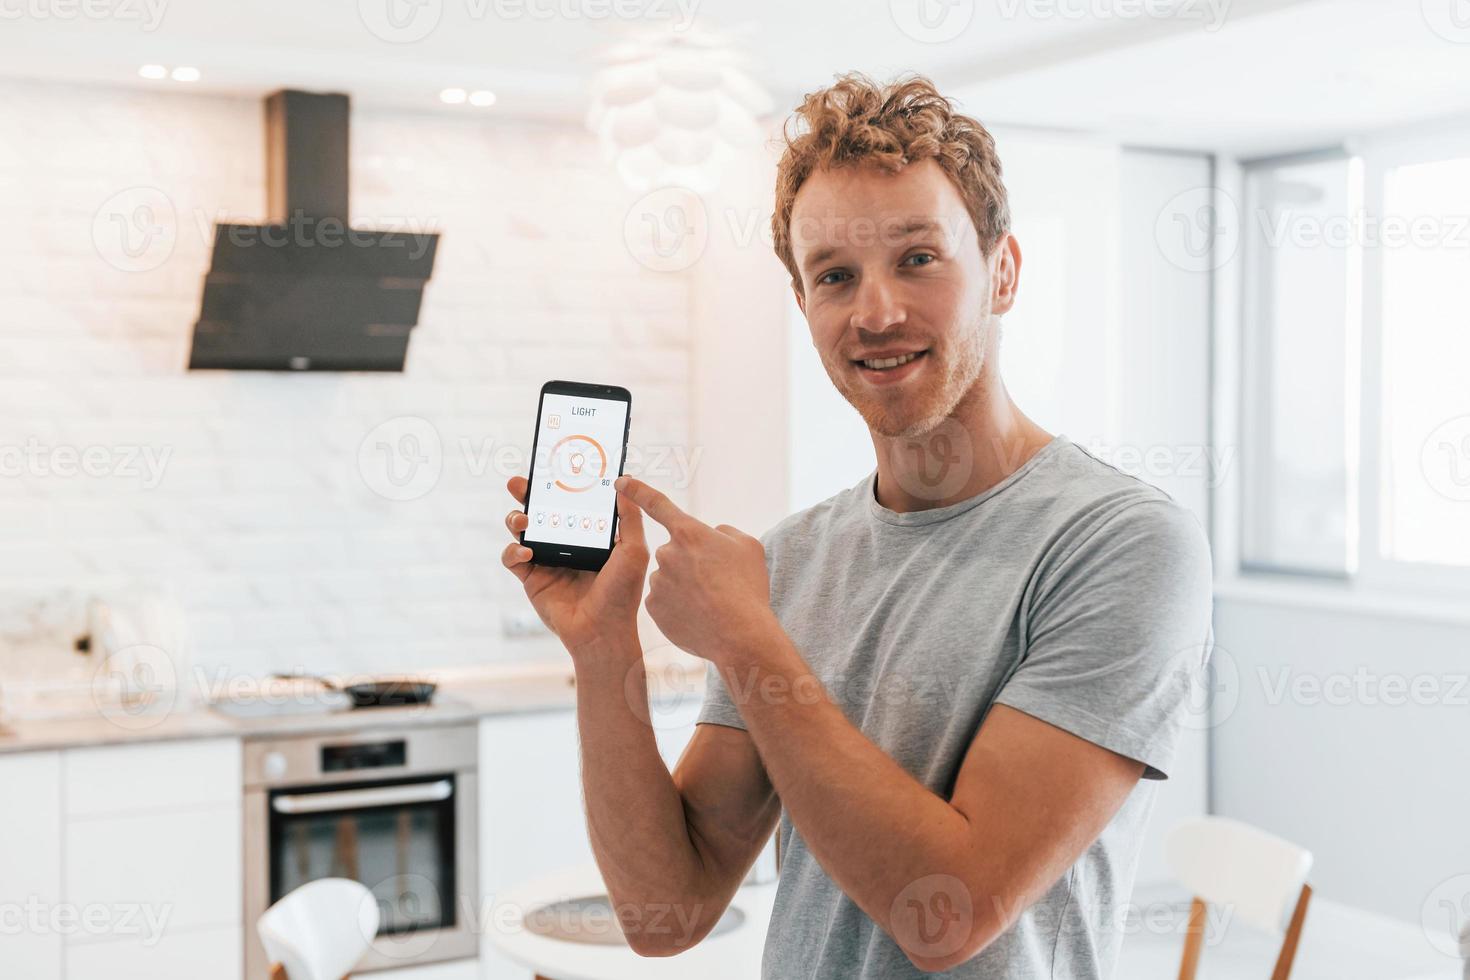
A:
904;253;935;266
818;270;851;285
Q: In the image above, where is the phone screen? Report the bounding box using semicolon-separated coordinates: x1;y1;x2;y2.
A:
523;390;629;550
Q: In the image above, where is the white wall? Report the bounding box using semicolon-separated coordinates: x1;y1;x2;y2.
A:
0;79;703;684
1211;595;1470;922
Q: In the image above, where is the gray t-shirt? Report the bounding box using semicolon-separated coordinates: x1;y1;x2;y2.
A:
697;435;1213;979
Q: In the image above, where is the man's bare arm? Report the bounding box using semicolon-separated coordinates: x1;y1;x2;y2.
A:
717;627;1143;972
572;633;780;956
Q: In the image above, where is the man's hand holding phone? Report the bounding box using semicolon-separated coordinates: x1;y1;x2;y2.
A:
500;475;649;656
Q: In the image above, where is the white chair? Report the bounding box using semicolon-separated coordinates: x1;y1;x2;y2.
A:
257;878;380;980
1166;816;1314;980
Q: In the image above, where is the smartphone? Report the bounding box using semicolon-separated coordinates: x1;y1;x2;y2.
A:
520;380;632;571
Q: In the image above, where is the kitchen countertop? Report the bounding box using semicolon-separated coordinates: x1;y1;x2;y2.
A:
0;656;707;754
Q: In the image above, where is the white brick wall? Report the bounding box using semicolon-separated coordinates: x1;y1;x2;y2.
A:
0;79;696;683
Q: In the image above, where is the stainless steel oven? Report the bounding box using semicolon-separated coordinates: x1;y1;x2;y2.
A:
243;723;478;978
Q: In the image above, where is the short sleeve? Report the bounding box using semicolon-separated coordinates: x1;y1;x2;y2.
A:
695;521;785;731
696;659;749;730
993;498;1213;780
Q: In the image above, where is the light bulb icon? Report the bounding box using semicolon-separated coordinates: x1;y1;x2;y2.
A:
569;451;586;475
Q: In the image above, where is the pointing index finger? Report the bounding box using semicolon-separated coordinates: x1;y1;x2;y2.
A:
615;475;692;531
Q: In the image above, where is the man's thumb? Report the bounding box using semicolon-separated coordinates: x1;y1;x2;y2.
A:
613;488;646;549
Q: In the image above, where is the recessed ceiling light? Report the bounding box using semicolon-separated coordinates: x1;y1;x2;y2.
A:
138;64;167;80
171;66;201;82
439;88;467;105
468;90;497;107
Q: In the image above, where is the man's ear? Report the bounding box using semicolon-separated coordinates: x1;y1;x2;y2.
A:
791;279;807;318
989;234;1022;317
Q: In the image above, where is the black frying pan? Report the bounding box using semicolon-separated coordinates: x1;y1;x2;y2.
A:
274;674;437;708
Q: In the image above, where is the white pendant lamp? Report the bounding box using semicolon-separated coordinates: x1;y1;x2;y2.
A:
587;28;773;195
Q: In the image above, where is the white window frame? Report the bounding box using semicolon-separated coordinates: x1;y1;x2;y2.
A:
1237;120;1470;597
1238;147;1358;581
1351;124;1470;595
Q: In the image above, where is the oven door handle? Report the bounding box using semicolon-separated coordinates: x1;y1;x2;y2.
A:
272;779;453;814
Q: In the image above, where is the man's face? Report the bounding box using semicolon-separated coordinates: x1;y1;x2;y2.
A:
790;158;1014;439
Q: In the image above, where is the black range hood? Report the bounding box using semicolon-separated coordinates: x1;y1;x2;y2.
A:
188;90;439;372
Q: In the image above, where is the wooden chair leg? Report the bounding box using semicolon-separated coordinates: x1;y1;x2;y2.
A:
1270;883;1313;980
1176;897;1207;980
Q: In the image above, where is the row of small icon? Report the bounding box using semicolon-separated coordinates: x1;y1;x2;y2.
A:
534;511;607;532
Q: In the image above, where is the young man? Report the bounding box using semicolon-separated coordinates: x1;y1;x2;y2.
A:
501;72;1213;978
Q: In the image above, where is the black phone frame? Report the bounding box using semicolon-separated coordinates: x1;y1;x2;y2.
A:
519;379;632;572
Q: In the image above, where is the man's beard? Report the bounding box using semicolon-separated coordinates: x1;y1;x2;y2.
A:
823;317;991;439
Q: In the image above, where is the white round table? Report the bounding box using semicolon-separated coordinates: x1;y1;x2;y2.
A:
489;865;777;980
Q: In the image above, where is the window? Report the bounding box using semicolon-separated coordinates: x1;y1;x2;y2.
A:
1242;132;1470;588
1241;153;1357;577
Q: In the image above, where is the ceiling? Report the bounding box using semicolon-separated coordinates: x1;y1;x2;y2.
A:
0;0;1466;157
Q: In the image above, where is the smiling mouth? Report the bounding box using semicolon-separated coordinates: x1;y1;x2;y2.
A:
853;350;928;371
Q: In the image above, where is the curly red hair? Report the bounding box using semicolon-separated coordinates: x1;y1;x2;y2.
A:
771;71;1011;288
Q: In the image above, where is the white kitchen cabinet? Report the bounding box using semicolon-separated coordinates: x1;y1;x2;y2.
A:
64;737;240;816
373;959;482;980
0;751;64;980
477;703;698;980
64;924;241;980
65;805;242;933
60;737;243;980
